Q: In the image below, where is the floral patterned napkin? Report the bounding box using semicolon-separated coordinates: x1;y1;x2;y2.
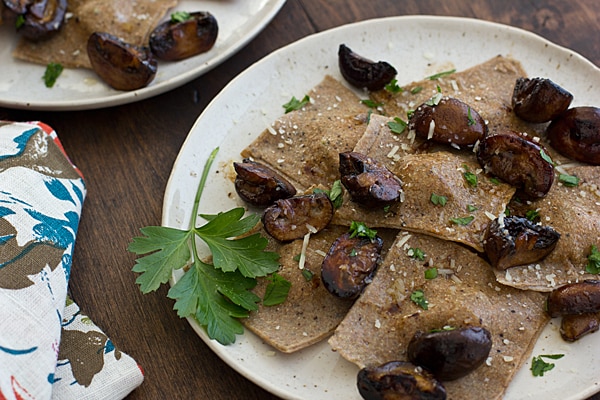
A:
0;121;143;399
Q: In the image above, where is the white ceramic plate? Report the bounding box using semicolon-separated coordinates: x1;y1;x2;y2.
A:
0;0;285;110
163;16;600;400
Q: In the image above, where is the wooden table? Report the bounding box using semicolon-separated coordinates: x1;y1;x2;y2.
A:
1;1;598;399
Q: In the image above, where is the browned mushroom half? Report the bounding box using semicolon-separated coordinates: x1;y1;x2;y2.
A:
511;77;573;123
357;360;447;400
339;151;403;208
262;193;333;242
233;159;296;207
149;11;218;61
483;215;560;270
409;97;487;148
87;32;158;91
546;106;600;165
2;0;30;15
407;326;492;381
547;280;600;318
476;130;555;199
3;0;67;40
338;44;397;91
560;312;600;342
321;232;383;299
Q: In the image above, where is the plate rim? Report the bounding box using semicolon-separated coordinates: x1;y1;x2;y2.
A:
163;14;600;400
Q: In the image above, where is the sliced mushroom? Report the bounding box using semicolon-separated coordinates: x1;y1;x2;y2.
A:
560;312;600;342
321;232;383;299
338;44;397;91
233;159;296;207
512;77;573;123
409;97;487;148
2;0;30;15
149;11;218;61
357;361;447;400
3;0;67;40
546;106;600;165
262;193;333;242
476;130;555;199
407;326;492;381
339;152;403;208
547;280;600;318
483;215;560;270
87;32;158;91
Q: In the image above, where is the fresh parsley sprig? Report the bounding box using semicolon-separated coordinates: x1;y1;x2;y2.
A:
129;148;282;345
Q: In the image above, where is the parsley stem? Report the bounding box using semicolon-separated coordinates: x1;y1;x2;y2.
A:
190;147;219;230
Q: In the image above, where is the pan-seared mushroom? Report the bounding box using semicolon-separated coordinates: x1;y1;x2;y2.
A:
357;361;447;400
409;97;487;148
483;215;560;270
149;11;218;61
512;77;573;123
560;312;600;342
233;159;296;207
476;130;555;199
3;0;67;41
407;326;492;381
2;0;30;15
262;193;333;242
339;152;403;208
87;32;158;91
546;106;600;165
321;232;383;299
338;44;397;91
547;280;600;318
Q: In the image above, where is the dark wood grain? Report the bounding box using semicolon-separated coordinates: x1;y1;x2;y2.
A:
0;1;598;399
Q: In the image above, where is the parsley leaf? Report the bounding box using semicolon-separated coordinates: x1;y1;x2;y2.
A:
424;267;438;279
408;247;425;261
530;354;564;377
450;216;475;226
559;173;580;187
425;92;443;106
43;62;63;88
586;245;600;274
361;99;383;109
349;221;377;241
467;106;476;126
388;117;407;134
314;180;344;209
385;79;403;93
430;193;447;206
283;95;310;113
410;86;423;94
526;209;540;222
171;11;192;23
129;147;281;345
540;149;555;165
410;289;429;310
428;69;456;80
462;164;478;187
263;273;292;306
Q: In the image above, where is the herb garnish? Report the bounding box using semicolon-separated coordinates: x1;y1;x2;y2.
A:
410;86;423;94
540;149;554;165
450;216;475;226
301;269;314;281
360;99;383;109
558;173;580;187
388;117;408;134
424;267;438;280
408;247;425;261
43;62;63;88
171;11;192;23
430;193;448;206
586;245;600;274
425;92;443;106
263;273;292;306
283;95;310;113
525;209;540;221
314;180;344;209
410;289;429;310
462;164;478;187
530;354;564;377
428;69;456;80
385;79;403;93
467;204;478;212
467;106;476;126
129;147;283;345
349;221;377;241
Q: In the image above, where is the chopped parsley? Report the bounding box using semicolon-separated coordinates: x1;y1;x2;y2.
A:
467;106;476;126
43;62;63;88
301;269;314;281
129;147;283;345
283;95;310;113
263;273;292;306
408;247;425;261
428;69;456;80
15;14;25;29
530;354;564;377
360;99;383;109
314;180;344;209
410;86;423;94
424;267;438;280
462;164;478;187
540;149;555;165
349;221;377;241
430;193;448;206
558;173;580;187
410;289;429;310
430;325;456;333
385;79;403;93
526;209;540;221
467;204;478;212
425;92;443;106
450;216;475;226
171;11;192;23
388;117;408;134
586;245;600;274
489;177;501;185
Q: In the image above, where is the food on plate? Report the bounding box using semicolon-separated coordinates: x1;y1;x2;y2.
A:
512;77;573;123
339;151;404;208
546;106;600;165
149;11;218;61
338;44;397;91
483;215;560;270
560;312;600;342
234;159;297;207
321;229;383;299
357;360;447;400
86;32;157;91
476;130;555;199
406;326;493;381
546;280;600;318
2;0;68;41
262;193;334;242
408;97;487;148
